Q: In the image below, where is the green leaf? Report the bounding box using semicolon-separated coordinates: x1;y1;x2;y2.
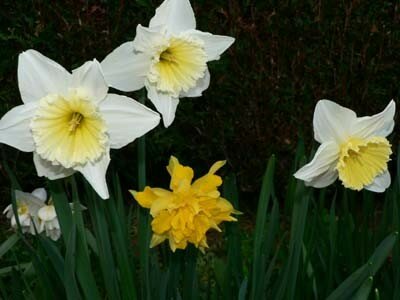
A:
0;263;31;276
274;182;309;300
64;222;82;300
37;236;65;282
250;155;276;300
107;174;137;300
223;175;243;294
353;277;374;300
327;232;398;300
85;183;120;300
239;277;248;300
0;234;19;259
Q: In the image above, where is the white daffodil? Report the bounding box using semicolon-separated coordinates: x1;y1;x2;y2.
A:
37;204;61;241
101;0;235;127
3;188;47;234
0;50;160;199
294;100;395;192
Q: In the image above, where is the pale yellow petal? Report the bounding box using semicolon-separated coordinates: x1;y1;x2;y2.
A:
337;136;392;190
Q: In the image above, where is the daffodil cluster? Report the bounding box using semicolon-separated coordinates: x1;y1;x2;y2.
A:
3;188;80;241
0;0;234;200
131;156;238;252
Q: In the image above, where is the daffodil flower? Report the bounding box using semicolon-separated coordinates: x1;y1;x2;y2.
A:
101;0;235;127
4;188;84;241
131;156;239;252
3;188;47;234
0;50;160;199
294;100;395;192
38;204;61;241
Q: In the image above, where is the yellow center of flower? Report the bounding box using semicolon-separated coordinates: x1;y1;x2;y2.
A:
17;203;28;215
336;136;392;190
31;92;108;168
68;112;84;132
148;37;207;96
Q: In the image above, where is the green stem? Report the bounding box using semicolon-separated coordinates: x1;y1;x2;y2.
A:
138;132;146;190
137;95;151;300
137;93;147;190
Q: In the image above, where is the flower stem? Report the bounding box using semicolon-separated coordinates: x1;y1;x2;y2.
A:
137;94;151;300
138;128;146;190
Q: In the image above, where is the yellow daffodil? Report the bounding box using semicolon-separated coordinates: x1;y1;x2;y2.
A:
0;50;160;199
294;100;395;192
131;156;238;252
101;0;235;127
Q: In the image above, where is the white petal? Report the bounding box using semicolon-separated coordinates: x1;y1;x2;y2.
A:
187;30;235;61
101;40;151;92
73;152;110;199
294;141;339;188
149;0;196;34
38;205;57;221
313;100;357;144
365;171;391;193
33;153;75;180
0;102;38;152
31;188;47;203
71;59;108;103
12;214;30;228
39;220;46;233
48;229;61;241
133;25;166;52
18;49;71;103
304;168;338;188
147;85;179;127
180;69;210;98
351;100;395;139
99;94;160;149
3;204;12;217
15;190;45;213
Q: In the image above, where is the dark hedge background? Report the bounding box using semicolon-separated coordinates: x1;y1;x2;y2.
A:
0;0;399;214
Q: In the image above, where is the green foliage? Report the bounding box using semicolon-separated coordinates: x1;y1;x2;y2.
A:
1;143;400;298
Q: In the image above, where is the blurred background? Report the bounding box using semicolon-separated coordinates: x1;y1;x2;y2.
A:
0;0;399;220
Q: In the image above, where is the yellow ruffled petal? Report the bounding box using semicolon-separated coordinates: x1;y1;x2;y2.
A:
337;136;392;190
192;174;222;194
152;210;174;235
167;156;194;191
193;215;211;241
209;160;226;174
169;235;188;252
150;234;167;248
166;156;179;176
215;197;234;213
130;187;158;209
152;188;172;197
150;195;174;217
